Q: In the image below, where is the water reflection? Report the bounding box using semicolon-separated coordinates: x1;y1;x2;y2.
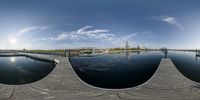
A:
195;55;199;61
10;57;16;63
70;51;163;89
169;51;200;83
125;51;130;60
0;56;56;85
195;50;200;61
136;51;140;55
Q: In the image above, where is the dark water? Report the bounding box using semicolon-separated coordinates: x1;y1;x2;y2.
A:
0;56;56;85
168;51;200;83
69;51;164;89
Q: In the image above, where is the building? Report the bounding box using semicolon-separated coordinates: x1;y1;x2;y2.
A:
125;41;130;50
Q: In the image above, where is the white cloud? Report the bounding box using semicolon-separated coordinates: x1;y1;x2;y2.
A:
160;16;183;29
77;26;92;34
109;31;153;47
111;33;136;47
15;26;48;37
32;26;153;48
35;26;114;41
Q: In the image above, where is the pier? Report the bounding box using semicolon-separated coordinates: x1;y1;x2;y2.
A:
0;54;200;99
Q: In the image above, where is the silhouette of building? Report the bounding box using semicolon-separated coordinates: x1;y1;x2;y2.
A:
137;45;140;49
125;41;130;50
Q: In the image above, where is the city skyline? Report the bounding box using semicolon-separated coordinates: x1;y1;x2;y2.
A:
1;0;200;49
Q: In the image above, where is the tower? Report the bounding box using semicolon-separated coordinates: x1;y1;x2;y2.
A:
125;41;129;50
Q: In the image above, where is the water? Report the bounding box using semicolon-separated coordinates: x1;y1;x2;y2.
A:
0;56;56;85
69;51;164;89
168;51;200;83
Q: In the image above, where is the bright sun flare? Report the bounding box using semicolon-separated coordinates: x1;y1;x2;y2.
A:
10;38;17;45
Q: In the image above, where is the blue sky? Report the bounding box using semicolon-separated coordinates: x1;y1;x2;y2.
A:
1;0;200;49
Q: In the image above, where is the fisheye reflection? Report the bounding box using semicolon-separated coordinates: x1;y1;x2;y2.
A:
0;56;56;85
69;51;163;89
169;51;200;83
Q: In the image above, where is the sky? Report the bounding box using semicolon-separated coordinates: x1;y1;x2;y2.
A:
1;0;200;49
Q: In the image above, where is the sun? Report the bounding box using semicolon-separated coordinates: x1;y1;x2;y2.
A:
10;38;17;45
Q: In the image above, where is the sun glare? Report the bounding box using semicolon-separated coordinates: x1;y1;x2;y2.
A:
10;57;16;63
10;38;17;45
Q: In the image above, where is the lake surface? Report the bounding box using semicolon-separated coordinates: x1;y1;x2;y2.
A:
0;56;56;85
69;51;164;89
168;51;200;83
